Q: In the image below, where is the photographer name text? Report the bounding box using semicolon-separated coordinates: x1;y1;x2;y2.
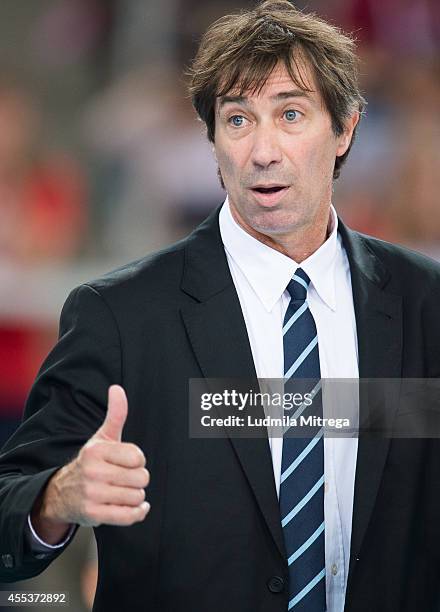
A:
200;415;350;429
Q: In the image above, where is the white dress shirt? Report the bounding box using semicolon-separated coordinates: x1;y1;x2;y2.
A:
219;198;359;612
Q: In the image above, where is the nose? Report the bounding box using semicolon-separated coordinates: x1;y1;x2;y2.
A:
250;123;283;169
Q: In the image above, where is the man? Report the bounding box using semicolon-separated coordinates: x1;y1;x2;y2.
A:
1;1;440;611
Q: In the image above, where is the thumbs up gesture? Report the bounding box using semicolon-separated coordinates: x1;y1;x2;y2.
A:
95;385;130;442
31;386;150;542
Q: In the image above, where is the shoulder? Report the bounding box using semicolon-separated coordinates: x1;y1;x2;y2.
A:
347;229;440;297
86;238;188;300
360;232;440;273
61;237;190;324
61;205;224;319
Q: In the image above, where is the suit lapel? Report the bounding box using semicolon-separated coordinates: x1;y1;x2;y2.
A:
180;207;286;561
339;222;403;585
178;210;404;573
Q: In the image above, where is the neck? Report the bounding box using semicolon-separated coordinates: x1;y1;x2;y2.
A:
229;205;331;263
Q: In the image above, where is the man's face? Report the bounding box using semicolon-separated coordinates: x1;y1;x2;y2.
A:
214;60;358;239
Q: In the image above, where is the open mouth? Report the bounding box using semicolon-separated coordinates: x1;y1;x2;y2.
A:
252;185;287;194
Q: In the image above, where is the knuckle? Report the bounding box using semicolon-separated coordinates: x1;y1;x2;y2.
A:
82;463;99;481
141;468;150;487
114;488;125;504
135;488;145;503
108;468;122;487
128;443;145;465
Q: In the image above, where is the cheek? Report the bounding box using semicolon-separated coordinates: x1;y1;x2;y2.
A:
295;136;337;180
217;153;239;186
214;140;246;183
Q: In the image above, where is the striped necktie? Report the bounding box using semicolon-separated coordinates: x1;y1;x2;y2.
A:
279;268;326;611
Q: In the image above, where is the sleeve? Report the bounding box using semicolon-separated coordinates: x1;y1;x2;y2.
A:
25;513;77;557
0;283;122;581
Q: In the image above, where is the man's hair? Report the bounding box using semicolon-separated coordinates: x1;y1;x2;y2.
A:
187;0;366;179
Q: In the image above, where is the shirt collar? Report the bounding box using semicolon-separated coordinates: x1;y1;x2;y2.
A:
219;196;338;312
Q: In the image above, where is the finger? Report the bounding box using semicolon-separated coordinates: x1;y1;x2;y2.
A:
84;463;150;489
85;483;146;507
86;501;150;527
95;385;128;442
100;442;146;468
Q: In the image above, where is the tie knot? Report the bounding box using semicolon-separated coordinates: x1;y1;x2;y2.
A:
286;268;310;301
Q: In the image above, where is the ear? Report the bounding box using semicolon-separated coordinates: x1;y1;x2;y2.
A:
336;111;360;157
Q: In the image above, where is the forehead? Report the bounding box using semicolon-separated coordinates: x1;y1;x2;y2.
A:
216;59;322;109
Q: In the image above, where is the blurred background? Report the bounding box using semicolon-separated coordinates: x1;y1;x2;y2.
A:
0;0;438;609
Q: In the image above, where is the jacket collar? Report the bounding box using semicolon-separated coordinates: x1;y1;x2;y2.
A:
219;199;338;312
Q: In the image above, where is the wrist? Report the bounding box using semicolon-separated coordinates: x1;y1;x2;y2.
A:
30;480;72;545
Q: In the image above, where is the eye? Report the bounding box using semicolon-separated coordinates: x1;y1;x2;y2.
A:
283;109;300;122
228;115;246;127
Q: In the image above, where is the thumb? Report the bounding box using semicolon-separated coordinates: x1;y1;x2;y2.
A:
95;385;128;442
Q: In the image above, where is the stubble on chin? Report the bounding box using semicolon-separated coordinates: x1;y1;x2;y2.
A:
247;208;307;236
229;200;286;240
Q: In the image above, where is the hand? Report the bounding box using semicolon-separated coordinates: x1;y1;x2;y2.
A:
31;385;150;542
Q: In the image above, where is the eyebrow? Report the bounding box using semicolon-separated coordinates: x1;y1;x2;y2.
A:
218;89;314;110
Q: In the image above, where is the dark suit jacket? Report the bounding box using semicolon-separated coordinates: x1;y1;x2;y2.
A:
0;206;440;612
